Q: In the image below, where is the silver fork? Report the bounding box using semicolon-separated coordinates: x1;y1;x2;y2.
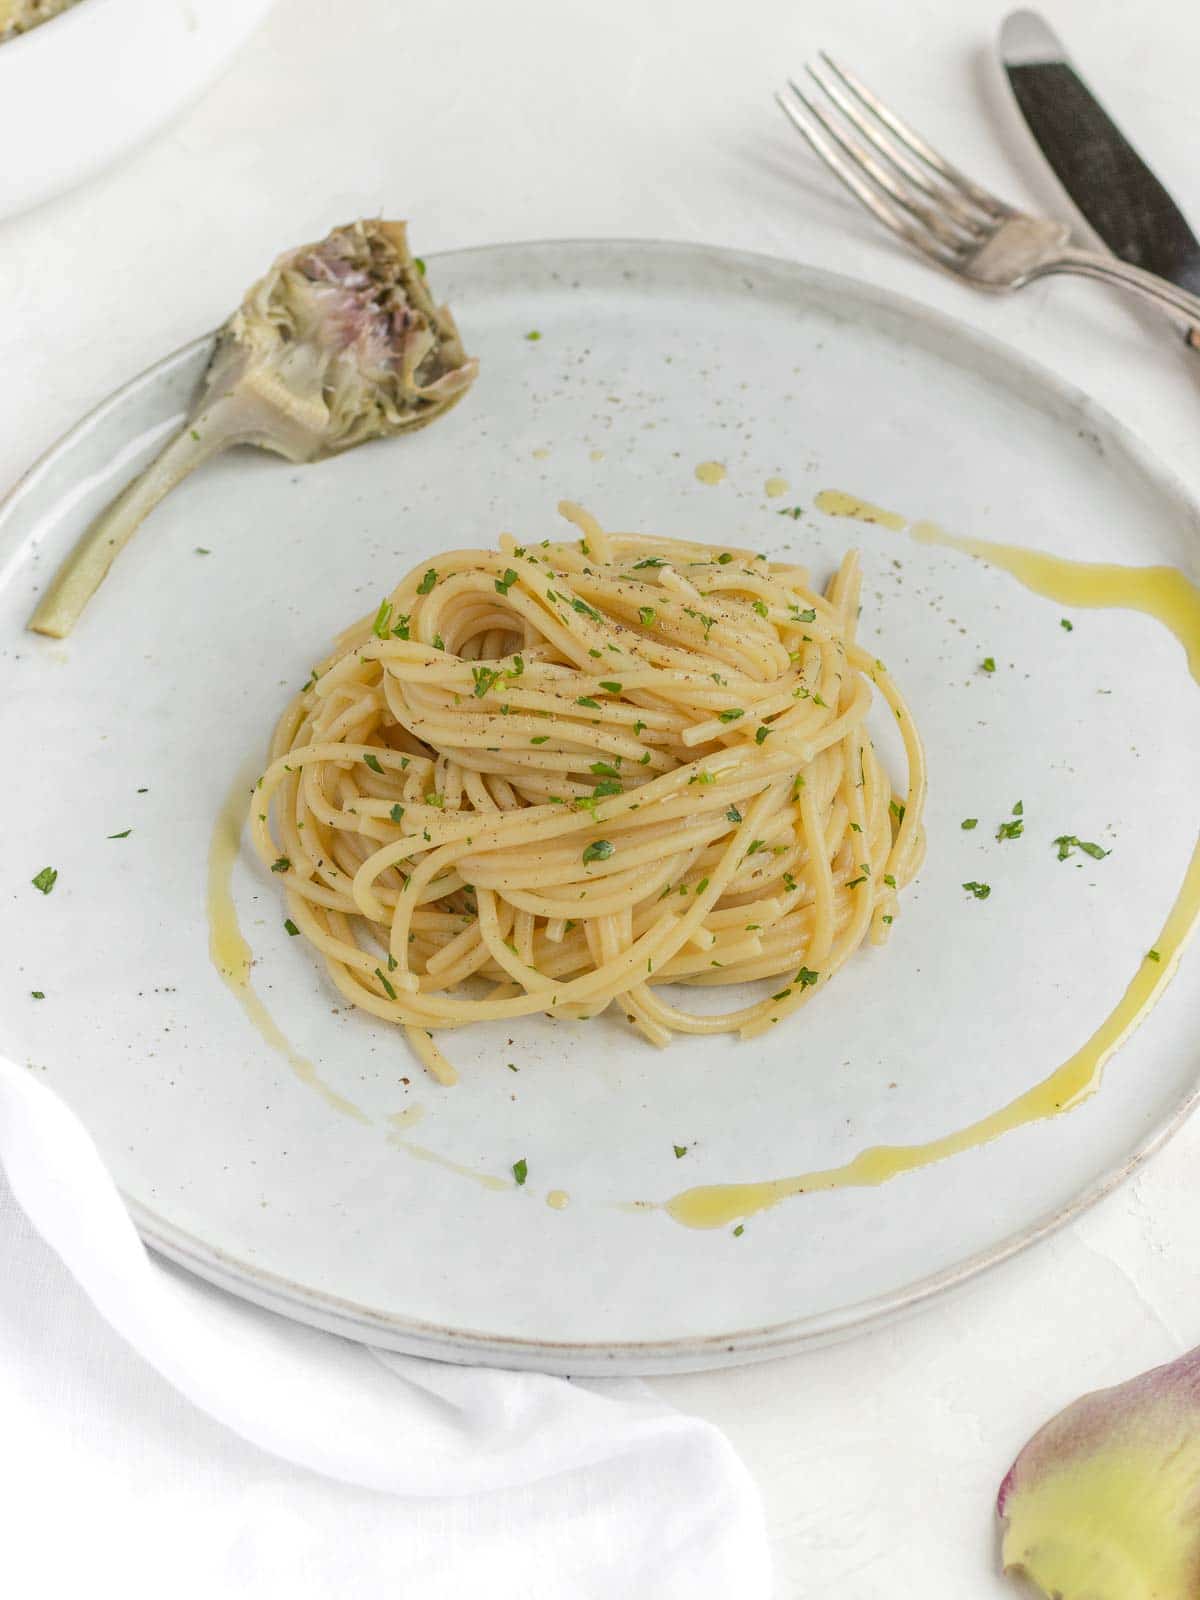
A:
776;55;1200;332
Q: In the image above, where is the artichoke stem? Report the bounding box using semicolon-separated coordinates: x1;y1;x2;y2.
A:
28;406;236;638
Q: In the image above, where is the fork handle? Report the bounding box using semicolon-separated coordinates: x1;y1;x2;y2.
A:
1039;247;1200;339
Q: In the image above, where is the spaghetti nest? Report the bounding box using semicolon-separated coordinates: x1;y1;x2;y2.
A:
252;505;925;1083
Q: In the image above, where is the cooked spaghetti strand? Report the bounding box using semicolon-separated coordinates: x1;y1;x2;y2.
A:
252;510;925;1081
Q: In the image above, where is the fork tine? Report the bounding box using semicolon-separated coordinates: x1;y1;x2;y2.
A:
791;73;978;251
774;88;963;269
802;62;988;238
818;53;1010;218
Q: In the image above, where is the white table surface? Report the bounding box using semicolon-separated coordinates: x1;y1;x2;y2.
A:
2;0;1198;1594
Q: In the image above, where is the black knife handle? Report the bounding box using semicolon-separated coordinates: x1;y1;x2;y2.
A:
1008;62;1200;298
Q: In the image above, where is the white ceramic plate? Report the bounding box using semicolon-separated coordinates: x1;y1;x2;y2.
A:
3;241;1198;1374
0;0;276;222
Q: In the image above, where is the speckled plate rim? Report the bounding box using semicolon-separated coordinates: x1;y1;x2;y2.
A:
6;237;1199;1375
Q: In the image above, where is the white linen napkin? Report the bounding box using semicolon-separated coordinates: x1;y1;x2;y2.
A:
0;1054;771;1598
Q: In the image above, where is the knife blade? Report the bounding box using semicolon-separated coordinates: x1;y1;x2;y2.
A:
999;9;1200;299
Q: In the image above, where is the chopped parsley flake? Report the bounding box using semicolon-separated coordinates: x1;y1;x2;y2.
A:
31;991;45;1000
582;839;615;864
495;568;519;596
962;881;991;900
416;569;438;595
718;709;744;723
363;752;384;774
961;818;978;830
572;597;603;622
576;696;601;710
1053;834;1111;861
392;613;411;639
372;599;393;638
284;918;300;936
194;546;210;555
726;806;743;824
525;330;541;341
746;840;765;856
107;829;132;839
791;606;817;623
674;1144;688;1159
375;967;397;1000
751;600;769;618
599;681;622;693
889;801;906;824
996;819;1024;842
472;666;501;698
512;1158;529;1185
796;967;820;988
1147;949;1161;962
1060;618;1074;631
755;724;770;745
32;867;57;895
981;657;996;673
777;507;803;519
530;736;549;745
733;1224;745;1236
883;874;897;888
271;857;291;873
638;606;656;625
633;557;666;569
390;804;405;823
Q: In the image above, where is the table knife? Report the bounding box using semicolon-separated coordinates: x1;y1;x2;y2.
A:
999;9;1200;341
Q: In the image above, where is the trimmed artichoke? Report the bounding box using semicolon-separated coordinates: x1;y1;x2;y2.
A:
30;220;478;637
998;1345;1200;1599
